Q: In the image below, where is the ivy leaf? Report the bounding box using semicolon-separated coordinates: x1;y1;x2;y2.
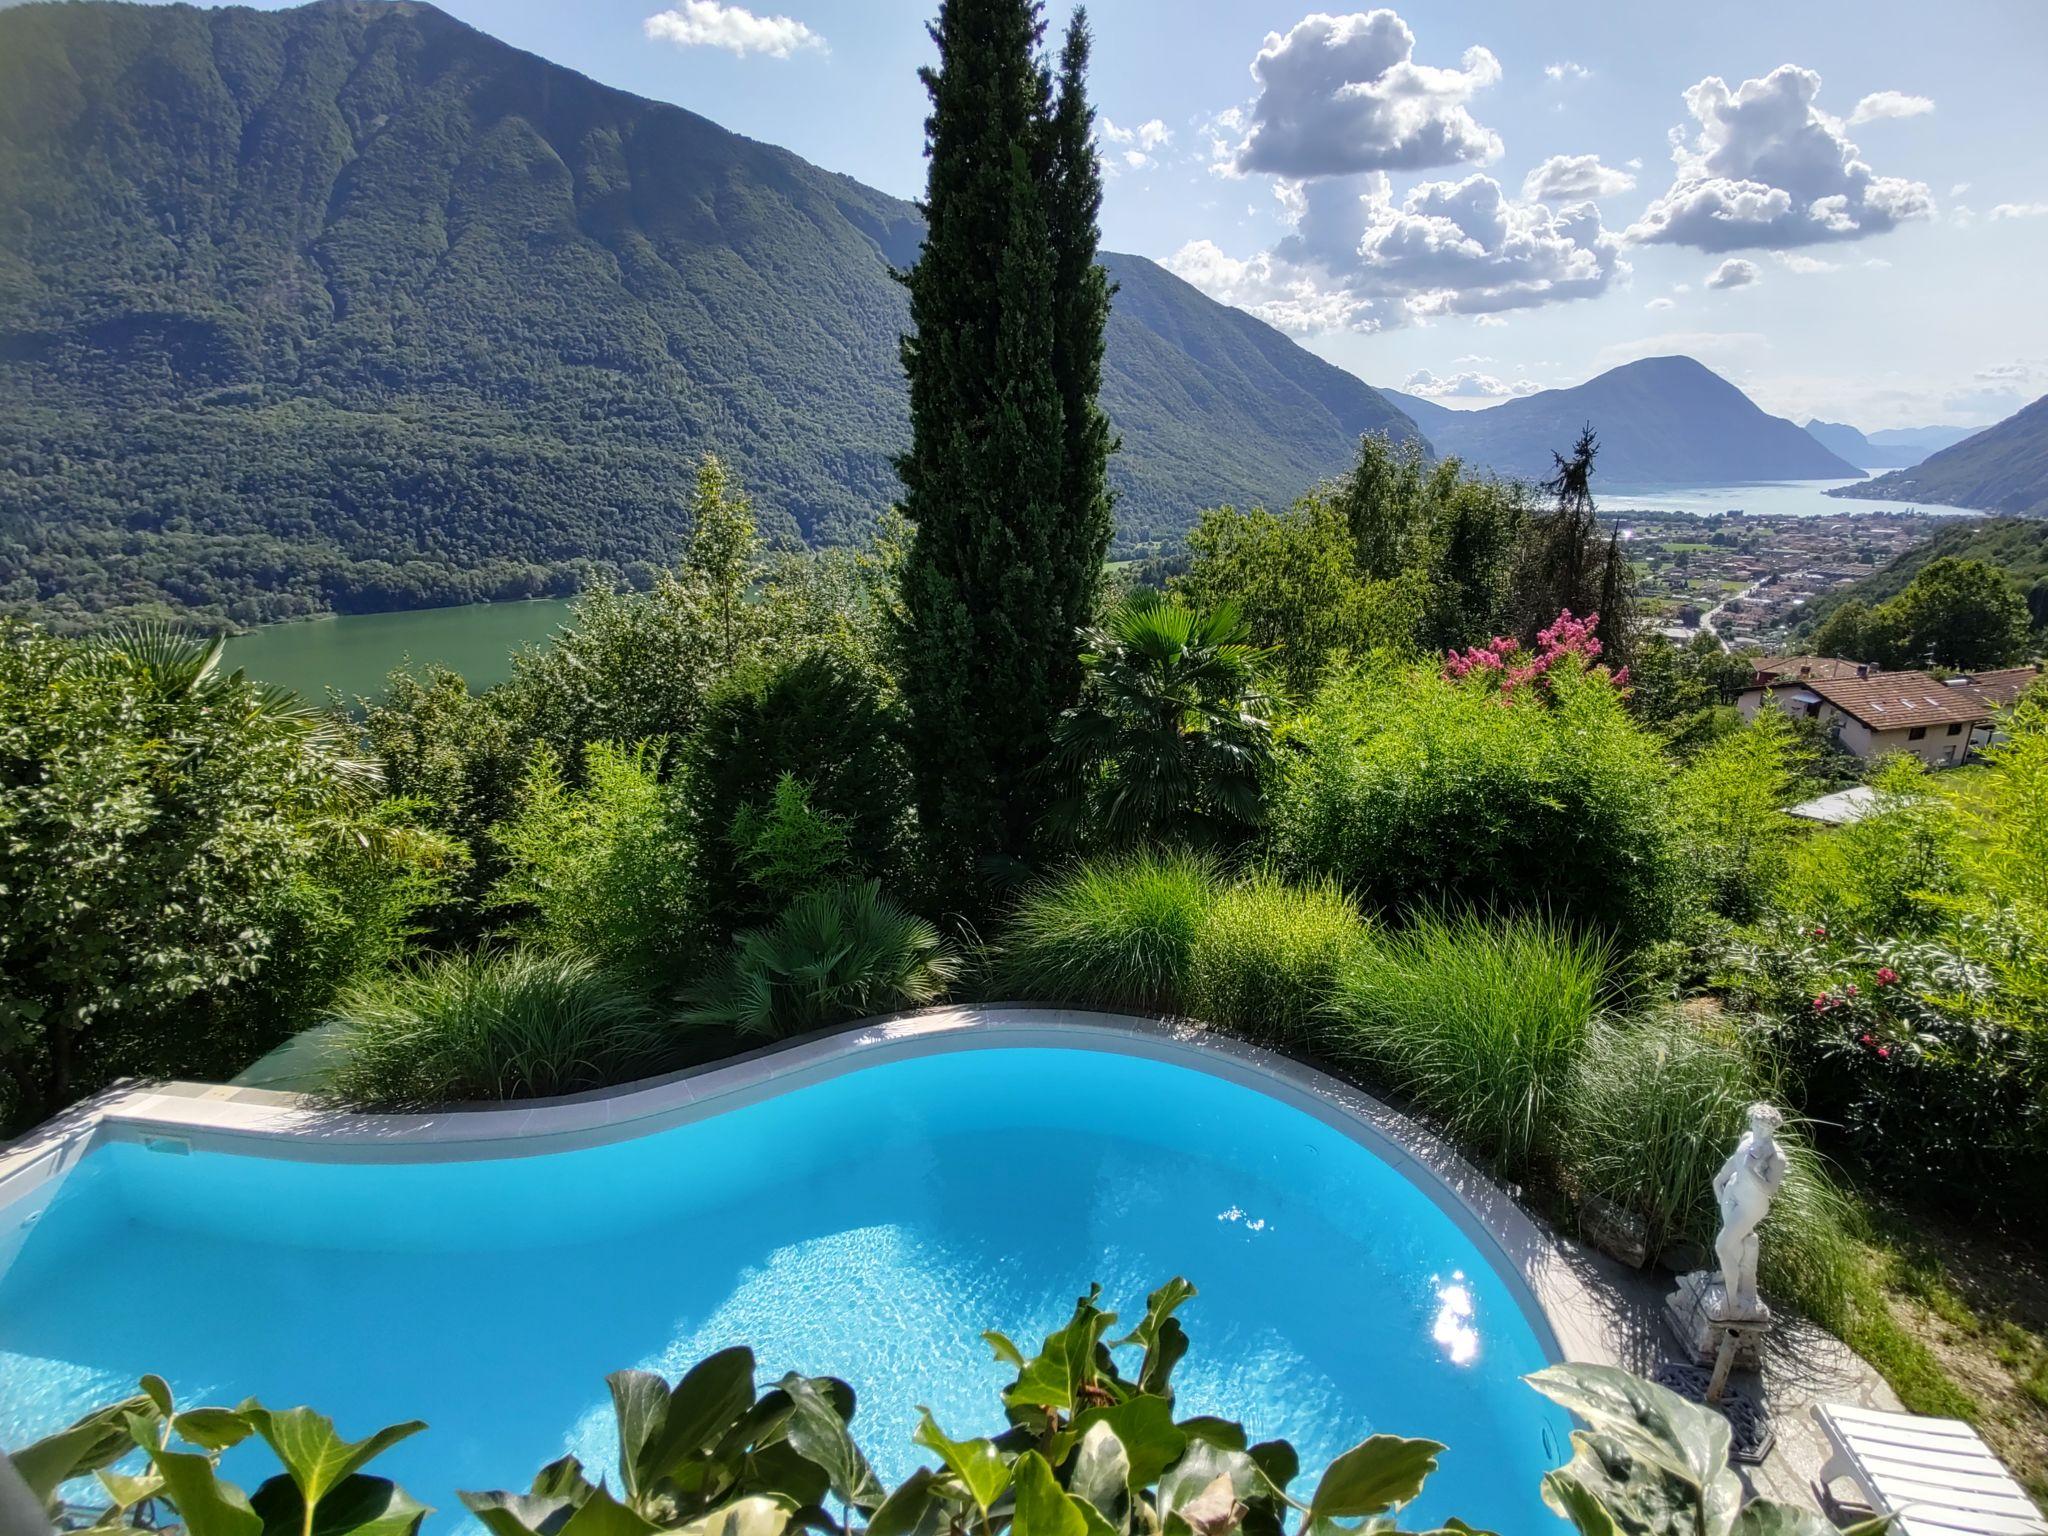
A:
1114;1279;1196;1400
237;1404;425;1523
1068;1420;1131;1532
250;1472;430;1536
778;1373;882;1511
146;1447;263;1536
9;1393;158;1499
670;1494;801;1536
1009;1452;1091;1536
1067;1396;1187;1496
1305;1436;1442;1523
913;1409;1012;1514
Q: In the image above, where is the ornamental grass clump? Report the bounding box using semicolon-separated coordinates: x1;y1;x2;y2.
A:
327;948;668;1107
1332;910;1606;1175
995;850;1219;1013
1189;870;1366;1047
1561;1010;1862;1331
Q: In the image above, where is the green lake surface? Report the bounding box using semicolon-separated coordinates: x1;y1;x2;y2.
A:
223;598;574;700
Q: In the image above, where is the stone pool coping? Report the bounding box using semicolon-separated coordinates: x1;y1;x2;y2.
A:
0;1004;1623;1374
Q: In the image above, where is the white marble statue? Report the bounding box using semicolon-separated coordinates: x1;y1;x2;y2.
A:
1711;1102;1788;1319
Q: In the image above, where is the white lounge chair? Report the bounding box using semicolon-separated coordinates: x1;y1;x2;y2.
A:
1814;1402;2046;1536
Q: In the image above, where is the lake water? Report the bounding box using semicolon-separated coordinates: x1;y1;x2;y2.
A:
222;480;1974;701
1600;478;1977;519
224;597;574;701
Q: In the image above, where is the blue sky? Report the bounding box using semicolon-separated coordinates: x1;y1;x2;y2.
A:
157;0;2048;430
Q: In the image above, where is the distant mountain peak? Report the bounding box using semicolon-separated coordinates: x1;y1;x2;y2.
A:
1381;355;1858;486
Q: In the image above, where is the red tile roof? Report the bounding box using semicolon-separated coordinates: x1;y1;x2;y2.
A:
1805;671;1995;730
1955;666;2043;709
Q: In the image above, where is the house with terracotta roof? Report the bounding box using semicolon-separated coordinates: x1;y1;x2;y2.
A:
1748;655;1869;686
1739;664;1998;767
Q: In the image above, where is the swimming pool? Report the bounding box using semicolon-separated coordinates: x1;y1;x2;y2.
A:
0;1025;1572;1532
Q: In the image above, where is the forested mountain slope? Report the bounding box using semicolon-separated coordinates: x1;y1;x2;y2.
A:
0;0;1416;627
1830;394;2048;517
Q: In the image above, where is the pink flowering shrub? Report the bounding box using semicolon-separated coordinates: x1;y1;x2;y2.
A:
1442;609;1628;699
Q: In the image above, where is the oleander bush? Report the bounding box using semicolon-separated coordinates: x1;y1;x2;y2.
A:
1188;870;1366;1047
682;879;960;1037
1331;910;1608;1174
994;850;1220;1013
327;949;669;1107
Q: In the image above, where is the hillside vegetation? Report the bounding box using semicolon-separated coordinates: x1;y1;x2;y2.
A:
0;0;1415;629
1832;393;2048;516
1800;517;2048;633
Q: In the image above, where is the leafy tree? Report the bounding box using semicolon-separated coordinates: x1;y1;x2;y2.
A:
1810;559;2030;670
1886;556;2032;669
1048;593;1275;848
360;663;529;932
0;623;447;1127
1173;437;1527;692
730;775;854;908
686;453;765;672
682;648;911;931
895;0;1111;900
1174;494;1423;693
1810;598;1876;665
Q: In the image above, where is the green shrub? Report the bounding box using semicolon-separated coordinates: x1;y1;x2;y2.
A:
1330;910;1607;1174
327;949;667;1106
682;879;959;1037
1271;659;1680;948
490;741;700;987
1777;755;1965;939
994;851;1220;1013
683;647;909;930
1189;871;1364;1045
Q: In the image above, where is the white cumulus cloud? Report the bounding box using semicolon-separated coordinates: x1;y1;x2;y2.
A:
1167;170;1626;333
1626;65;1934;251
1521;153;1636;202
1848;90;1934;125
1231;11;1502;178
1707;257;1761;289
644;1;823;57
1545;61;1590;83
1401;368;1541;399
1991;202;2048;220
1776;253;1841;274
1645;296;1676;311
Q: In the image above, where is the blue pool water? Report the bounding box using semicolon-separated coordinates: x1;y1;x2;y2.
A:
0;1048;1568;1531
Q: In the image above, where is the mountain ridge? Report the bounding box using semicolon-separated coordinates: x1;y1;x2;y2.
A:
1379;357;1861;487
1828;394;2048;517
0;0;1417;627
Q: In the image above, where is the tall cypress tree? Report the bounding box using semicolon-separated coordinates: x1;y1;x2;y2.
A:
896;0;1112;902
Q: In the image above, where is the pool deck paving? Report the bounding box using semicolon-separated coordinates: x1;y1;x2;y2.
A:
0;1004;1904;1525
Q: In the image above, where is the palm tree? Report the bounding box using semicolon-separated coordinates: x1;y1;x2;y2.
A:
1048;591;1275;847
65;623;379;790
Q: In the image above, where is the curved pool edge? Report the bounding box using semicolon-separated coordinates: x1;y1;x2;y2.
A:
0;1005;1626;1374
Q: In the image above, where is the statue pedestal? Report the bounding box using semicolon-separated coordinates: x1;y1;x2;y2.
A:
1666;1270;1772;1376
